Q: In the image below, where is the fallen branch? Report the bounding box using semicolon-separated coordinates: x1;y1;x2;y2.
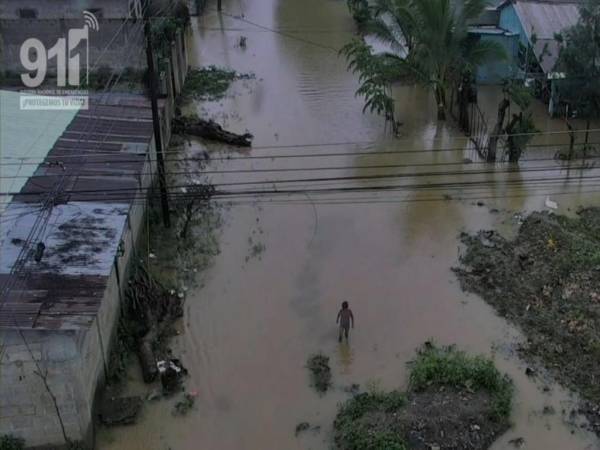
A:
173;116;253;147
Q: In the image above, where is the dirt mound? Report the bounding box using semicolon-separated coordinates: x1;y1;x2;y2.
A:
333;345;512;449
454;208;600;434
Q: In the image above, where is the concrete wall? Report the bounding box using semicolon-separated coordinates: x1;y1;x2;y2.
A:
0;0;141;19
0;19;146;75
0;330;89;446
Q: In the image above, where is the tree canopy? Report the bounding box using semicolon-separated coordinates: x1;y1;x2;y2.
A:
342;0;505;121
555;0;600;119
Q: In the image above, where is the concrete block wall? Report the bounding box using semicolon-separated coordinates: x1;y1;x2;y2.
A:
0;330;89;447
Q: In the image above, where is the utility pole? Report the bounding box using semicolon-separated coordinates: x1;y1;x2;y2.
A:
143;0;171;228
218;0;222;12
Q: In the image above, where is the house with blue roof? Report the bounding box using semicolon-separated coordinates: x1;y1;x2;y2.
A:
471;0;583;113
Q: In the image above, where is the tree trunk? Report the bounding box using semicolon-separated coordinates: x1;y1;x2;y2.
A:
173;117;253;147
506;113;522;163
488;98;510;162
584;118;591;160
435;85;446;121
566;120;576;160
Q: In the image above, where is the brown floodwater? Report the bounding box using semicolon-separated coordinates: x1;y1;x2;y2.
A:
98;0;600;449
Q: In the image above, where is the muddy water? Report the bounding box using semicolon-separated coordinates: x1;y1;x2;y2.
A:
99;0;600;449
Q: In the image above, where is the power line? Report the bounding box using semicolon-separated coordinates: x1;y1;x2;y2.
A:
1;135;598;165
212;8;340;53
0;153;598;181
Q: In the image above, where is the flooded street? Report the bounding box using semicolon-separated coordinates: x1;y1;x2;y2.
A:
99;0;600;449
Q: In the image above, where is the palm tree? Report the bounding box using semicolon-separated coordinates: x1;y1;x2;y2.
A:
358;0;505;120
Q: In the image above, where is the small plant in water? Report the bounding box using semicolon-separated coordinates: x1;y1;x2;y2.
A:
183;66;237;100
306;353;332;394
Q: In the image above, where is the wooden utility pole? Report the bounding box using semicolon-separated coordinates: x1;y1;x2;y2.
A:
143;1;171;228
218;0;222;12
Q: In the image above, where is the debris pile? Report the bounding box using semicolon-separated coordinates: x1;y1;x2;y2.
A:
454;208;600;436
125;265;185;382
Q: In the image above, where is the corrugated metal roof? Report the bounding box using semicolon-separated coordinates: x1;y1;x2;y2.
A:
0;94;156;330
0;90;81;213
511;1;582;73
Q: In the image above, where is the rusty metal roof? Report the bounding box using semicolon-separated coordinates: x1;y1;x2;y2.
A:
0;94;155;330
502;0;582;73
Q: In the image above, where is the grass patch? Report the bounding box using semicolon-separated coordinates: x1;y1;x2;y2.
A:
333;390;408;450
333;344;513;450
409;343;513;420
183;66;238;100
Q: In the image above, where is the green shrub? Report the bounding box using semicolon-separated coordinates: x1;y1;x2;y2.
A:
335;391;407;450
409;344;513;419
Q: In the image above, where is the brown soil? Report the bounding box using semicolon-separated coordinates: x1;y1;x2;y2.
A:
454;208;600;435
334;387;509;450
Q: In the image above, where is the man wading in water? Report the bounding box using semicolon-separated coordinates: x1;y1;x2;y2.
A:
336;301;354;342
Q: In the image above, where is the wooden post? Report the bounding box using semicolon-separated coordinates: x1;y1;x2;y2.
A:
144;0;171;228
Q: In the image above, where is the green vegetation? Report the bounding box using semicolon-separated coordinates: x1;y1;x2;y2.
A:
183;66;238;100
555;0;600;153
488;80;538;162
342;0;505;122
334;390;407;450
306;353;332;394
555;0;600;118
0;435;24;450
333;344;512;450
409;344;513;419
455;208;600;435
347;0;372;29
341;40;402;132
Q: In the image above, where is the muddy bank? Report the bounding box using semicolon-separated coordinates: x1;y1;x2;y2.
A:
333;344;512;450
454;208;600;434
